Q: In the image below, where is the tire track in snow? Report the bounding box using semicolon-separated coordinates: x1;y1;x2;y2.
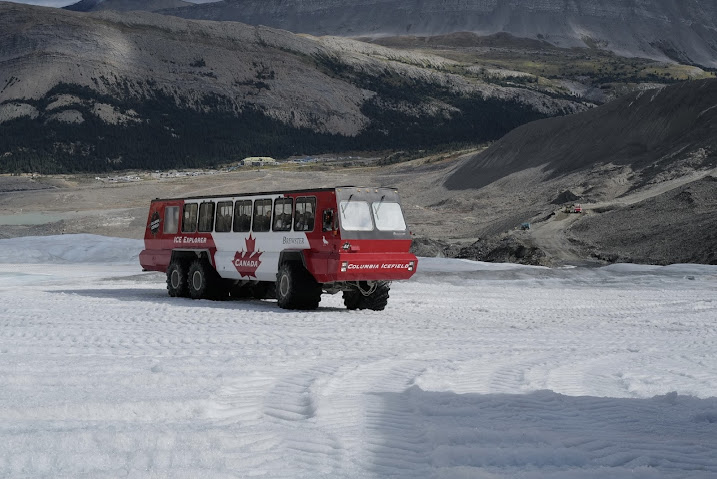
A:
205;374;276;423
262;365;335;421
307;358;432;475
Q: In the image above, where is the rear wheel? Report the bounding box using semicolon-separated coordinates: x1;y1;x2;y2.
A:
343;281;390;311
342;290;362;310
167;260;189;298
276;262;321;310
363;282;390;311
188;260;218;300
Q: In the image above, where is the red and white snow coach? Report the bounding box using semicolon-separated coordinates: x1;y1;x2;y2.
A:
140;187;418;310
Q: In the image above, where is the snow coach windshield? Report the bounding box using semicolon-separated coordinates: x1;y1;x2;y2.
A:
335;187;410;239
372;202;406;231
339;201;373;231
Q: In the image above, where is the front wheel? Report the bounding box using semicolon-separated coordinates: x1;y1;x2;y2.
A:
276;263;321;310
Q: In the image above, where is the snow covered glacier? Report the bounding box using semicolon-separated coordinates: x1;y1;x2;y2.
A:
0;235;715;477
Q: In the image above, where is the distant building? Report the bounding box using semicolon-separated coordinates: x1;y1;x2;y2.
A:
241;156;276;167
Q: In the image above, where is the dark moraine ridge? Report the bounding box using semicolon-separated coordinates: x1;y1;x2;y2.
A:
445;79;717;191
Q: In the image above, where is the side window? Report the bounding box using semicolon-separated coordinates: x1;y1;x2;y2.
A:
233;200;252;232
215;201;233;233
198;202;215;233
294;197;316;232
273;198;293;232
181;203;198;233
252;199;272;233
164;206;179;234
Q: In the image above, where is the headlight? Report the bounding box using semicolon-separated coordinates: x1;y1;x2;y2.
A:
341;261;348;272
408;261;415;271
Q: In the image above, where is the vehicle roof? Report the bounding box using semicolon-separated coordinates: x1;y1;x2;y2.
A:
151;186;398;203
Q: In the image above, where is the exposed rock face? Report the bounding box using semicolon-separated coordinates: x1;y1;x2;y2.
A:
162;0;717;68
0;103;39;123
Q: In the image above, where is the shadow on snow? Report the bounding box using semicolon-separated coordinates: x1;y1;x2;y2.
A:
367;387;717;478
50;288;347;313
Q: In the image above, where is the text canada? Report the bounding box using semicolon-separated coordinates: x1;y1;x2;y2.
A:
234;259;260;268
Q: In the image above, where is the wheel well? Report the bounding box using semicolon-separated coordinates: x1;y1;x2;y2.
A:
278;250;307;269
171;250;208;265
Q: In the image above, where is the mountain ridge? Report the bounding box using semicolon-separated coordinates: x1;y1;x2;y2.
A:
160;0;717;68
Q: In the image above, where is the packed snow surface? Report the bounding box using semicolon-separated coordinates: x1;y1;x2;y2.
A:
0;235;716;478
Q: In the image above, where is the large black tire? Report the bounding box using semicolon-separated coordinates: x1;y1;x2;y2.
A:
167;260;189;298
342;290;363;310
363;282;390;311
343;281;390;311
188;259;218;300
275;262;321;310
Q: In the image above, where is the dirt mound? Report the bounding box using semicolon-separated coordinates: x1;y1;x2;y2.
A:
412;235;548;266
410;237;461;258
455;236;546;266
552;190;581;205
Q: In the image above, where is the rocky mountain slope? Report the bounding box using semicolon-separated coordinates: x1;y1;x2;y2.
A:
161;0;717;68
0;2;586;173
438;79;717;265
570;175;717;265
363;31;714;105
445;79;717;191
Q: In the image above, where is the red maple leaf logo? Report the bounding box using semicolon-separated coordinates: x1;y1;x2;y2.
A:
233;234;262;278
